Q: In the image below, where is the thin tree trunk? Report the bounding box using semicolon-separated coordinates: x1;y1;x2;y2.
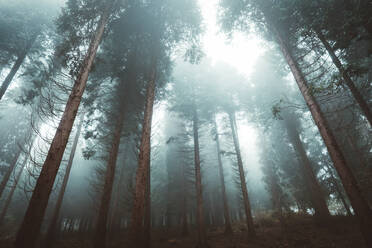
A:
228;111;255;237
93;111;125;248
0;155;28;224
325;164;353;216
0;32;38;101
181;157;189;236
271;23;372;247
213;116;232;234
144;160;151;248
129;63;157;248
316;30;372;126
192;105;209;248
15;5;112;248
0;148;22;199
43;114;84;248
284;118;330;220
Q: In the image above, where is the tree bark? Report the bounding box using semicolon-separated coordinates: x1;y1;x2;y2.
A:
129;63;157;248
43;114;84;248
316;30;372;126
192;105;209;248
0;154;28;224
0;148;22;199
144;159;151;248
284;117;330;220
271;24;372;247
93;111;125;248
213;116;232;234
0;32;38;101
228;111;255;237
14;5;112;248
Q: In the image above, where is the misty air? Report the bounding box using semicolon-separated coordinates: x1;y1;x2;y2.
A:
0;0;371;248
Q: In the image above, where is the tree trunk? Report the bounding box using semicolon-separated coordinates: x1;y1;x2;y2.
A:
0;154;28;224
0;32;38;101
325;164;353;216
316;30;372;126
192;105;209;248
213;116;232;234
0;148;22;199
14;5;112;248
271;24;372;247
144;160;151;248
129;63;157;248
284;118;331;220
93;111;125;248
228;111;255;237
43;114;84;248
181;155;189;236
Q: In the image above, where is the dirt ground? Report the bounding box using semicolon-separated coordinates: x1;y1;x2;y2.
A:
0;215;366;248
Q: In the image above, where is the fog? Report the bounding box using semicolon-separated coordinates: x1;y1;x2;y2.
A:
0;0;371;248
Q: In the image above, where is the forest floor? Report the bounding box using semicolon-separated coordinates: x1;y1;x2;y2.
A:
0;214;365;248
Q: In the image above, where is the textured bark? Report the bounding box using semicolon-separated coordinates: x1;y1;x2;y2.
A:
0;148;22;199
228;111;255;237
0;155;28;224
93;111;125;248
144;160;151;248
213;116;232;234
14;6;111;248
284;118;330;220
0;32;38;101
129;64;156;248
272;24;372;247
316;30;372;126
192;106;209;248
43;115;84;248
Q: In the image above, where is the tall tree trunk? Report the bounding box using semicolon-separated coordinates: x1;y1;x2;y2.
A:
228;111;255;237
192;105;209;248
325;164;353;216
316;30;372;126
14;5;112;248
144;160;151;248
0;32;38;101
129;63;157;248
270;23;372;247
0;154;28;224
284;118;330;220
181;156;189;236
93;111;125;248
0;148;22;199
43;114;84;248
213;116;232;234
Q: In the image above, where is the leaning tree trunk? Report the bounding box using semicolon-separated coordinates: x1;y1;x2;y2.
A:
0;148;22;199
0;32;38;101
228;111;255;237
43;114;84;248
284;118;330;220
192;105;209;248
93;111;125;248
213;116;232;234
270;23;372;247
129;63;157;248
316;30;372;126
14;5;112;248
325;164;352;216
0;154;28;224
143;160;151;248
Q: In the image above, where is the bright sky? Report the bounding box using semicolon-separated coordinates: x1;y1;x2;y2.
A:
198;0;263;76
197;0;265;184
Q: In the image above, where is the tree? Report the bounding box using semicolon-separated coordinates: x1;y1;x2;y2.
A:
219;1;372;245
15;1;116;247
